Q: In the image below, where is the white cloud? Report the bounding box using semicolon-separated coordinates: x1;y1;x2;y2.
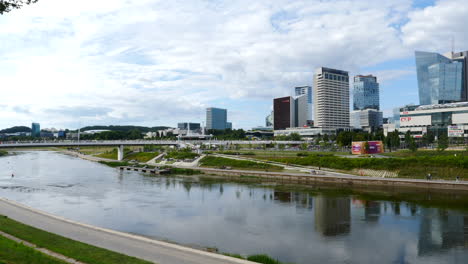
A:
0;0;466;129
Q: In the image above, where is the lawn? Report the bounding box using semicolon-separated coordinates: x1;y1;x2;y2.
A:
0;235;67;264
0;216;153;264
262;153;468;180
199;156;283;171
165;150;199;160
124;152;160;162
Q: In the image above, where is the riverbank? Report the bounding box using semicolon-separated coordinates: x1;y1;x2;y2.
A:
0;198;256;264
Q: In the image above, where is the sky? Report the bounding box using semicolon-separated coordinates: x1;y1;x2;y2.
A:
1;0;468;130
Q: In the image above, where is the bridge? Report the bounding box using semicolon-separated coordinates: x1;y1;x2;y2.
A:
0;140;305;161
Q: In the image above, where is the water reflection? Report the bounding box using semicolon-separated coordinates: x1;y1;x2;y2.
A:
315;196;350;236
1;151;468;264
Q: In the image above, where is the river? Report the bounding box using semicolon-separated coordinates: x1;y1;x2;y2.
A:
0;151;467;264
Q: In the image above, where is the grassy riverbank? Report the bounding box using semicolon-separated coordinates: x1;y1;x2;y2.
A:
200;156;283;171
0;216;152;264
224;253;291;264
0;235;67;264
262;152;468;179
124;151;159;162
0;150;8;157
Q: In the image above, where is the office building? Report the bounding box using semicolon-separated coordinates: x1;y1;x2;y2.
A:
206;107;228;130
273;96;294;130
351;109;383;132
353;75;379;110
31;122;40;137
226;122;232;130
384;102;468;138
313;67;350;129
295;86;312;120
273;94;309;130
415;50;468;105
177;123;201;131
294;94;309;127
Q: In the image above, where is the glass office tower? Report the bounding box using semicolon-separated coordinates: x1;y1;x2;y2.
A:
353;75;379;110
415;51;464;105
206;107;227;130
31;122;40;137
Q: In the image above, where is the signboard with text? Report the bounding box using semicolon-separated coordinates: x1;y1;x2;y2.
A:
448;125;464;137
352;141;384;155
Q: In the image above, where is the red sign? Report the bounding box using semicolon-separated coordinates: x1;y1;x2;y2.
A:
400;117;412;122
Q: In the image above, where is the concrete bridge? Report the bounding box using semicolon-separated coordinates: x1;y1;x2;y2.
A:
0;140;304;161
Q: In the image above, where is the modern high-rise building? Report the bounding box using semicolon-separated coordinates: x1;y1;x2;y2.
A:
295;86;312;120
353;75;379;110
273;95;309;130
415;50;467;105
350;109;383;132
273;96;294;130
294;94;309;127
206;107;228;130
31;122;40;137
313;67;350;128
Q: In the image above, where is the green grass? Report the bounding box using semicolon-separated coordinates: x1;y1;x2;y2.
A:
382;149;468;157
200;156;283;171
0;150;8;157
263;153;468;179
165;151;199;160
124;152;159;162
0;216;153;264
0;235;67;264
98;161;129;168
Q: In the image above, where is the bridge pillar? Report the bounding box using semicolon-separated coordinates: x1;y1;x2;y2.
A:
117;145;124;161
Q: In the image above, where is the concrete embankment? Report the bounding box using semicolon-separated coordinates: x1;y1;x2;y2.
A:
0;198;256;264
186;167;468;192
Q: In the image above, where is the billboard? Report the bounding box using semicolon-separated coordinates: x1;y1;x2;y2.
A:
352;141;384;155
448;125;464;137
400;115;431;126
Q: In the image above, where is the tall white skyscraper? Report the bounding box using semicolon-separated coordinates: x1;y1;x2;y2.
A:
313;67;350;128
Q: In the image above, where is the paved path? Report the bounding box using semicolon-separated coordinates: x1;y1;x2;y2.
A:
0;198;255;264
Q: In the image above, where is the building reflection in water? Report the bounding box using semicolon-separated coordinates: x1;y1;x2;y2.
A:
314;195;351;236
418;208;468;256
364;201;380;222
273;191;313;210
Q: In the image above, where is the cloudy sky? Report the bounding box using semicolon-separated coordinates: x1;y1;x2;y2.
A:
1;0;467;130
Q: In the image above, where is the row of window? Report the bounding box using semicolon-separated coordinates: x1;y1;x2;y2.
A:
323;73;349;82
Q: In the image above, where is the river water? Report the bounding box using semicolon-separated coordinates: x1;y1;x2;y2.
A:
0;151;467;264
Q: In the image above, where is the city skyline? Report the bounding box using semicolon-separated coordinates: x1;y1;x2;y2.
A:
1;0;467;129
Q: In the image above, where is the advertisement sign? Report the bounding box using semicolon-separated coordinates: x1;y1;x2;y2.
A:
352;141;384;155
400;115;431;126
448;125;464;137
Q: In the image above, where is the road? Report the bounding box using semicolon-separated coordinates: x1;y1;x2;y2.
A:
0;198;255;264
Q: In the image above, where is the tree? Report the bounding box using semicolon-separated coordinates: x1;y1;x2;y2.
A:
409;137;418;152
289;133;301;141
1;0;39;14
300;143;308;151
404;131;412;148
437;133;449;152
364;141;370;154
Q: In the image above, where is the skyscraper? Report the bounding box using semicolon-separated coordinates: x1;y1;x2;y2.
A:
31;122;40;137
313;67;350;128
415;51;467;105
353;75;379;110
273;96;294;130
206;107;228;130
294;94;308;127
295;86;312;120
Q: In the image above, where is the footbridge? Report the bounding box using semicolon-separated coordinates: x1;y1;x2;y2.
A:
0;140;303;161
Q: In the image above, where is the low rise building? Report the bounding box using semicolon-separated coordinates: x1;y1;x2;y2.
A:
274;127;336;138
350;109;383;132
385;102;468;138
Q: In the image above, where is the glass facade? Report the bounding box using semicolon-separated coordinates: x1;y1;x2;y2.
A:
353;75;379;110
415;51;464;105
31;122;40;137
206;108;227;130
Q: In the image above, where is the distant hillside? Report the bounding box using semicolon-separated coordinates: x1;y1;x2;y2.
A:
79;125;170;133
0;126;32;133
